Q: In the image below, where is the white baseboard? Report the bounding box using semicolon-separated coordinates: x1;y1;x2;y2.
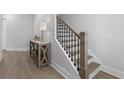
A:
51;60;71;79
5;48;29;51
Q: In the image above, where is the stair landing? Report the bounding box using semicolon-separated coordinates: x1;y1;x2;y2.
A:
93;71;119;79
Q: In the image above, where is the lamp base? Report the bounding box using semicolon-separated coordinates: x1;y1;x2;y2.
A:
40;31;44;42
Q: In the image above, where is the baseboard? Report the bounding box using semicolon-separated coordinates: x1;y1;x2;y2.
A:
100;64;124;79
51;60;72;79
5;48;29;51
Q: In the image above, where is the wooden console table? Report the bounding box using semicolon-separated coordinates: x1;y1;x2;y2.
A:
30;40;51;68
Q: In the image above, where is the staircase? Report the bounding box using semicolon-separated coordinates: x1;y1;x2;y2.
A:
56;16;102;79
56;15;121;79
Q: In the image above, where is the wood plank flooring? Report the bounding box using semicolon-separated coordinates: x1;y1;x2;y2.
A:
0;51;64;79
93;71;119;79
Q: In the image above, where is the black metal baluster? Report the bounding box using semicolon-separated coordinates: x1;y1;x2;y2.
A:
65;26;68;53
70;30;73;61
64;24;66;50
56;17;58;40
61;22;63;46
72;32;74;62
68;28;71;57
74;34;76;66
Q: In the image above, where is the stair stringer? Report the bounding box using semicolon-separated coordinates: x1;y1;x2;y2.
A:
50;38;80;79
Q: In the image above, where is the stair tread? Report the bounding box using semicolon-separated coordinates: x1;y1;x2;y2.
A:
88;62;100;74
93;71;119;79
88;55;93;60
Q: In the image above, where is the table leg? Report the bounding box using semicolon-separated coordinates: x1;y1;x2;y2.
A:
38;44;41;68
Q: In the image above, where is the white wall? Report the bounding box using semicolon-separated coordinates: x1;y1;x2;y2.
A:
33;14;54;42
33;14;79;78
4;14;33;50
60;14;124;73
0;15;2;61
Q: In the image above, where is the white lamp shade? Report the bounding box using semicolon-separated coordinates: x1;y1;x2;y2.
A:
40;22;47;31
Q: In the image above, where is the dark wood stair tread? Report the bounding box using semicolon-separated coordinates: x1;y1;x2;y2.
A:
88;55;93;60
93;71;119;79
88;62;100;74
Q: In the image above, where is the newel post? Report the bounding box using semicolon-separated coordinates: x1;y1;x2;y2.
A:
79;32;88;79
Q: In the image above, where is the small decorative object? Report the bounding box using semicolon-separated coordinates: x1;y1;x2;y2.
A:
40;22;47;42
32;35;40;41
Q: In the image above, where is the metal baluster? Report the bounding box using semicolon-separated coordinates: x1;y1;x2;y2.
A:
69;28;71;57
73;33;75;63
61;23;63;47
59;19;61;43
71;31;73;61
56;18;58;40
74;34;76;66
62;22;64;47
65;25;67;51
64;24;66;50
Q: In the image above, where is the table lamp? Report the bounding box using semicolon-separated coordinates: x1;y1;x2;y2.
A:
40;22;47;42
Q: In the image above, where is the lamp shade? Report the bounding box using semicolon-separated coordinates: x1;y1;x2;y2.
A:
40;22;47;31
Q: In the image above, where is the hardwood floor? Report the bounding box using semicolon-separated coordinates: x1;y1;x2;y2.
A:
0;51;64;79
93;71;119;79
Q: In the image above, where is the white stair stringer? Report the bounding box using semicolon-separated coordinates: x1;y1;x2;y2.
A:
54;38;80;79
